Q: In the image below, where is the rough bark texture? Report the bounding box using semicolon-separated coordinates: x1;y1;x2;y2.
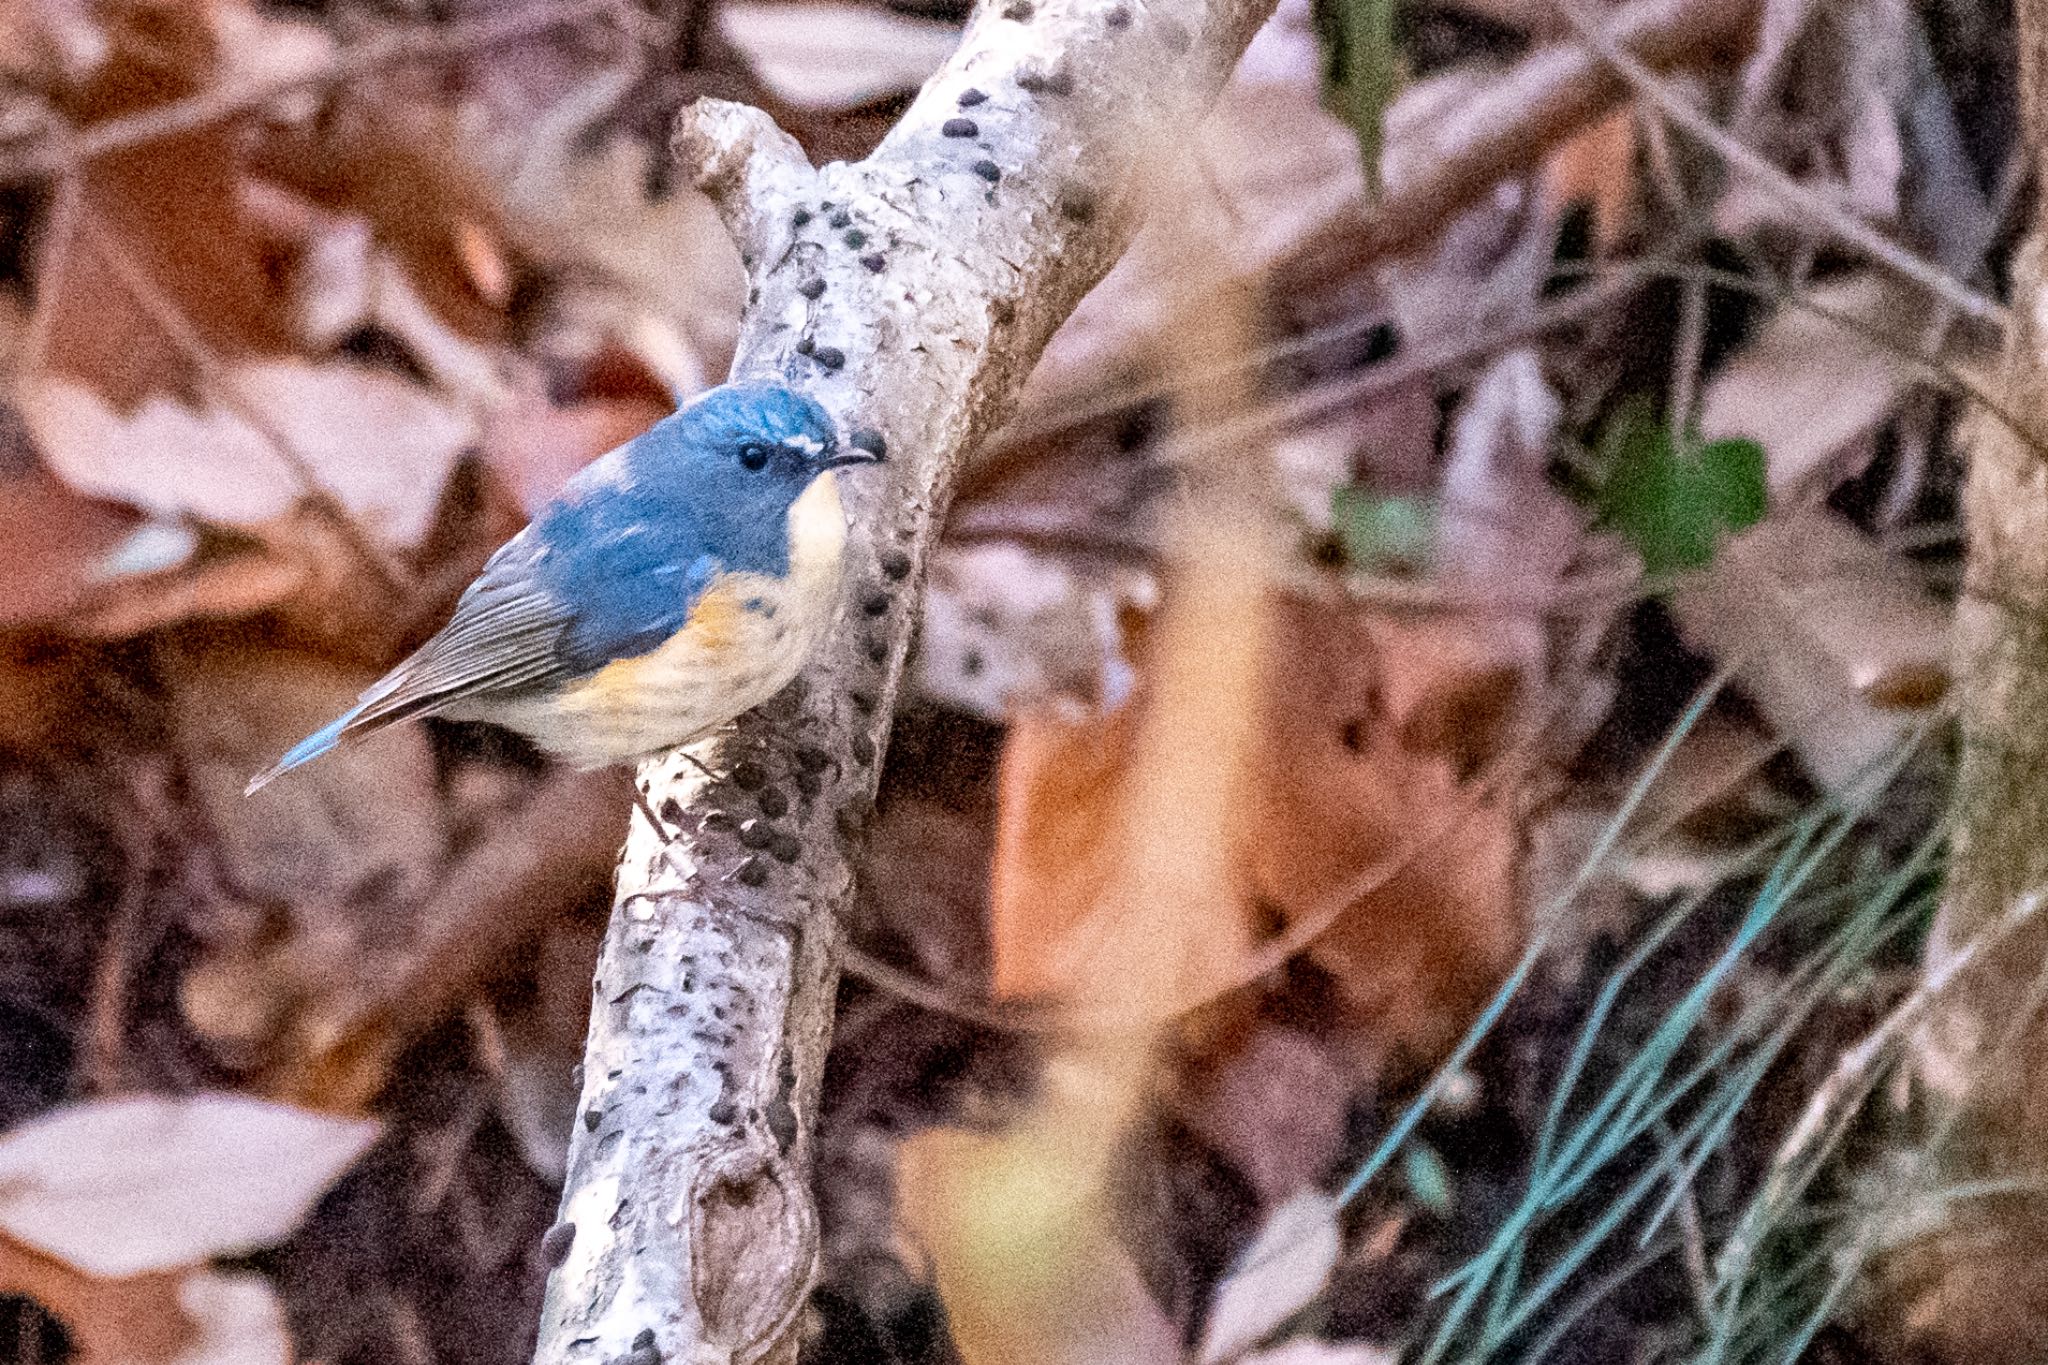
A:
1913;0;2048;1356
529;0;1277;1361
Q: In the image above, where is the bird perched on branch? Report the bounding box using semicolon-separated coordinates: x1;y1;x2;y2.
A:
247;382;884;792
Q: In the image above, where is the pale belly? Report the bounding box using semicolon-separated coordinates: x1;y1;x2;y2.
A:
477;473;849;767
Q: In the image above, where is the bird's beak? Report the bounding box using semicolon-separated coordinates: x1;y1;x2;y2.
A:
824;441;885;469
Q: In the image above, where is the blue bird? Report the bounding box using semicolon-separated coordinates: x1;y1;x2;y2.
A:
247;382;883;793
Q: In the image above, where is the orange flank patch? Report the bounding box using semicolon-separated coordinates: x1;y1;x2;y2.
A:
568;581;747;711
675;581;748;653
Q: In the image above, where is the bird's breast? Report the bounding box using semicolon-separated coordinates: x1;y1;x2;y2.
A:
502;472;850;766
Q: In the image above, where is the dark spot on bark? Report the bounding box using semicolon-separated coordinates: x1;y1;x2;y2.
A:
731;760;767;789
1059;189;1098;222
972;159;1001;183
736;857;768;886
962;648;985;677
738;820;773;849
813;346;846;370
660;797;684;824
583;1108;602;1132
942;117;979;138
844;228;868;248
769;830;802;863
860;252;886;272
1001;0;1033;18
797;277;826;299
792;207;813;227
991;297;1016;324
796;745;831;772
747;285;759;305
1018;69;1072;95
851;733;876;767
708;1098;739;1125
795;336;815;355
862;589;891;616
836;799;869;840
541;1221;577;1267
793;769;822;798
880;549;912;579
866;636;889;664
1107;3;1130;24
757;786;789;818
958;87;988;106
849;688;876;714
770;1055;798;1154
829;208;852;228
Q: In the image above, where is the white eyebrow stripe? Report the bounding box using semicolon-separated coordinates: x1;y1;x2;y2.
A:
785;434;825;456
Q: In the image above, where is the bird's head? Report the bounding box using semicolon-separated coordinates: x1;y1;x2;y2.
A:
682;382;880;489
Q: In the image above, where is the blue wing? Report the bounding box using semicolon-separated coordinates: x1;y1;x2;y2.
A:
248;508;724;791
528;466;726;673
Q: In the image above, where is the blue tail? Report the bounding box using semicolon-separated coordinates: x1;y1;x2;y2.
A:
244;708;358;795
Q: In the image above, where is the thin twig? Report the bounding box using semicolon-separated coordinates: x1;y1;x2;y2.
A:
0;0;632;182
66;214;417;599
1553;0;2008;328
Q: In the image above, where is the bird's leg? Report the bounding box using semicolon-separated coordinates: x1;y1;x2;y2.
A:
631;782;675;842
678;750;721;784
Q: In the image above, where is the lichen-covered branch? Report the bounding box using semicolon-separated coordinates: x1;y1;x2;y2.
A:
529;0;1278;1360
1906;0;2048;1357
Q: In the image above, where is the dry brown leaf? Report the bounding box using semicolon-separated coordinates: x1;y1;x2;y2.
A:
22;359;477;550
30;0;298;407
1540;105;1639;252
172;643;450;1088
0;1237;291;1365
254;103;512;353
175;643;448;910
481;374;670;518
1171;1020;1355;1207
719;2;960;110
1669;508;1947;793
0;1092;377;1277
15;0;531;577
1197;1191;1342;1365
989;590;1526;1060
918;543;1148;720
1696;274;1924;503
0;1234;195;1365
479;101;741;390
0;462;143;628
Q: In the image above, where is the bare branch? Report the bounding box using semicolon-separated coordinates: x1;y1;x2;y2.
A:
676;101;818;263
531;0;1278;1359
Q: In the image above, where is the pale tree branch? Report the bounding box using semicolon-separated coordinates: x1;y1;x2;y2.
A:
530;0;1279;1360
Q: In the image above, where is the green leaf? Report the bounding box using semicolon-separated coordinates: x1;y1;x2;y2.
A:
1310;0;1400;196
1332;485;1435;573
1591;398;1767;577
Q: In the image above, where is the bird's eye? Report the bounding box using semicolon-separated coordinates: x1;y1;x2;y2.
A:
738;443;769;471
